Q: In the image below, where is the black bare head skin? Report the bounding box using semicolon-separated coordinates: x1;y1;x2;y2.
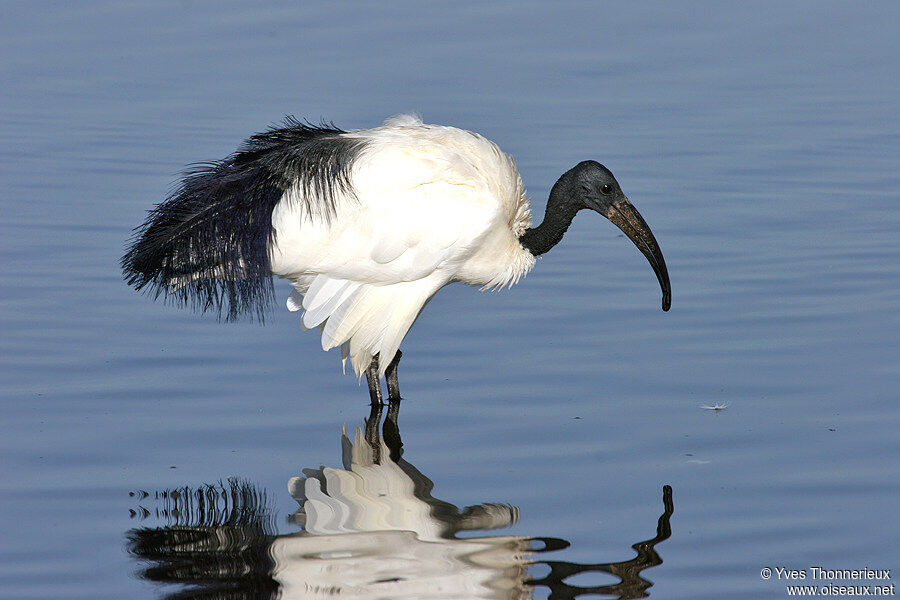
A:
566;160;624;211
519;160;671;311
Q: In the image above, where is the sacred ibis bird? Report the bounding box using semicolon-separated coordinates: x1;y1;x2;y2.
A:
122;115;671;403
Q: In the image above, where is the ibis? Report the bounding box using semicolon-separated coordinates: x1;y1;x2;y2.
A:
122;115;671;404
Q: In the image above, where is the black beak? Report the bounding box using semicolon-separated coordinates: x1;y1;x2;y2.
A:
602;198;671;311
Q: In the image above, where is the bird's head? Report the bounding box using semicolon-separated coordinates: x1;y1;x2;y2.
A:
561;160;671;311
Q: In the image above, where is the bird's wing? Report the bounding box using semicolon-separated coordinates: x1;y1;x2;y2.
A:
121;119;363;321
269;135;508;285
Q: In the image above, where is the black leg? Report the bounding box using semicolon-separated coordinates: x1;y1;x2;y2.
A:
365;355;383;406
385;349;402;401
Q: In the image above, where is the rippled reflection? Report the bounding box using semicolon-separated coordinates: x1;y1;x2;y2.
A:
127;401;674;599
127;480;279;599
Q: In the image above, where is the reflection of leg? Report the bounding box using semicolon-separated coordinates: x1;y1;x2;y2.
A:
383;396;403;462
385;349;402;401
365;355;382;406
364;400;384;463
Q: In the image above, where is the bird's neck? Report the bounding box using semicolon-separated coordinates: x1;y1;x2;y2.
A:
518;179;580;256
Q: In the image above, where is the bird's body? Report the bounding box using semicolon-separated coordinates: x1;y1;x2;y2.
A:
123;115;670;402
269;115;535;375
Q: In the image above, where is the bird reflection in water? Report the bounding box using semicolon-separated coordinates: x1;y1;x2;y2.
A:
127;401;674;599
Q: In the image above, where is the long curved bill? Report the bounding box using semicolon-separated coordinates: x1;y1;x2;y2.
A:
604;199;671;311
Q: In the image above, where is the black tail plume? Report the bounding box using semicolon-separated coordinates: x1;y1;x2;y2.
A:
121;117;362;321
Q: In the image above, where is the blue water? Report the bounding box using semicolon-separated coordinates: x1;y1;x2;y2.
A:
2;2;898;598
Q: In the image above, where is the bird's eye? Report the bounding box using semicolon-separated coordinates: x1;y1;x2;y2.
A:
600;184;613;195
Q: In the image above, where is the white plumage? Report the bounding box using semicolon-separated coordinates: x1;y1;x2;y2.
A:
268;115;535;376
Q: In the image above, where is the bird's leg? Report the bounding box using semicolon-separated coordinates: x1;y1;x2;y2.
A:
365;355;383;406
385;349;402;401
